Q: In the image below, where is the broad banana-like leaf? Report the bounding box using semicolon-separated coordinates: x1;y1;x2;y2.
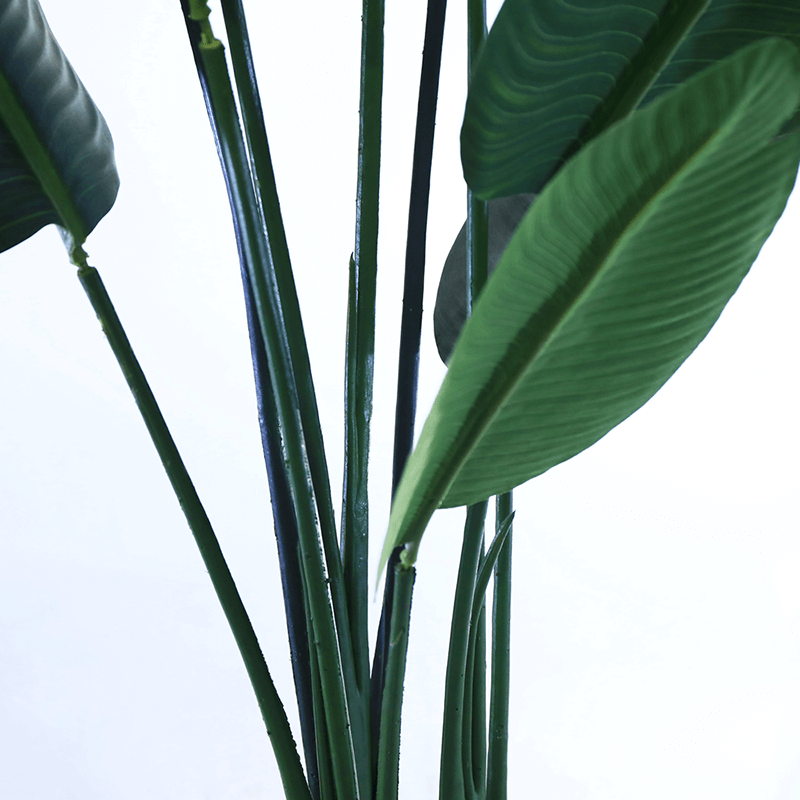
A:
441;1;800;361
0;0;119;258
461;0;800;200
381;38;800;573
433;193;534;364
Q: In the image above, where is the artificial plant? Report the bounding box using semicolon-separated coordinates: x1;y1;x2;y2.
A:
2;0;799;798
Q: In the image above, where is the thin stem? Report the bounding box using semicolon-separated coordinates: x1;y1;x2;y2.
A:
374;0;449;771
241;269;321;800
212;9;370;793
440;501;487;800
218;0;340;592
179;7;318;791
187;23;359;800
468;603;487;798
464;5;489;792
375;564;416;800
391;0;448;495
486;493;513;800
342;0;385;770
76;262;310;800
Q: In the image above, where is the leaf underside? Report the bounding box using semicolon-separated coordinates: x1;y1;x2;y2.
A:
383;38;800;569
0;0;118;254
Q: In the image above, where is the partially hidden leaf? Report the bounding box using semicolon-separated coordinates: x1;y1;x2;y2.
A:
641;0;800;106
380;38;800;573
0;0;119;258
433;193;534;364
460;0;702;199
461;0;800;201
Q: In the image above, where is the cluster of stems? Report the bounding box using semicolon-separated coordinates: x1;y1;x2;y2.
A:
76;1;515;798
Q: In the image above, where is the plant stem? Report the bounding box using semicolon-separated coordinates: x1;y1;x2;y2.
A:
373;0;449;769
241;269;320;800
179;8;319;791
463;5;489;792
375;563;416;800
76;261;310;800
211;9;371;793
391;0;448;494
217;0;339;593
440;501;487;800
342;5;385;782
486;493;513;800
185;21;359;800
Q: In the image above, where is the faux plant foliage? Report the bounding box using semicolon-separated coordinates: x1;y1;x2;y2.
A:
382;38;800;569
0;0;118;256
461;0;677;198
640;0;800;106
461;0;800;200
433;193;534;364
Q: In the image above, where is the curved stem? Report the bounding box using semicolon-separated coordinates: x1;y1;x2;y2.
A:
486;493;513;800
375;564;416;800
343;0;385;706
186;23;359;800
440;501;487;800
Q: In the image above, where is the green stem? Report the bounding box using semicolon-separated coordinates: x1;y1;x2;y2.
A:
76;261;310;800
461;594;485;800
486;493;513;800
343;0;385;708
464;5;489;791
212;10;370;793
375;563;416;800
217;0;340;577
193;32;359;800
440;501;487;800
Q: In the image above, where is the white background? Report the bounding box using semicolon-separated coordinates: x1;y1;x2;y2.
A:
1;1;799;798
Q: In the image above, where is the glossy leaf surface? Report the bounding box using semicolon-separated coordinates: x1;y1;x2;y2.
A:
382;38;800;570
0;0;118;254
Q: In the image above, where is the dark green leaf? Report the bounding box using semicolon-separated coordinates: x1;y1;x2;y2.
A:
433;193;533;364
381;38;800;571
460;0;708;199
0;0;118;256
642;0;800;106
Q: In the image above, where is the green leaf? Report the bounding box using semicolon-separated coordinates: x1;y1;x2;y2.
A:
433;193;533;364
641;0;800;106
381;38;800;572
461;0;709;199
444;1;800;362
0;0;119;257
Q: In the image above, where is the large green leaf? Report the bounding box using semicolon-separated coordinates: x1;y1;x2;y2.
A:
381;38;800;572
442;1;800;363
0;0;119;257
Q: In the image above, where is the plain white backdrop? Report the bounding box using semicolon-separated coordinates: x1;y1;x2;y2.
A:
1;1;799;798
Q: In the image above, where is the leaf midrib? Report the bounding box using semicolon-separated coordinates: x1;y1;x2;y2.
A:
0;67;86;246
